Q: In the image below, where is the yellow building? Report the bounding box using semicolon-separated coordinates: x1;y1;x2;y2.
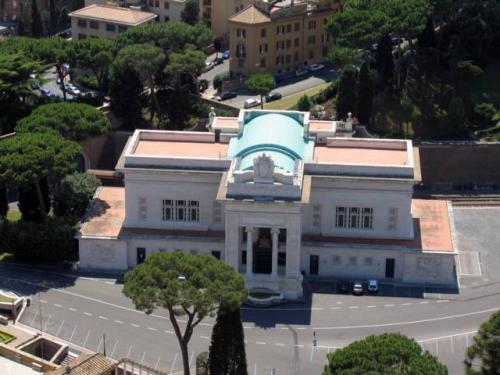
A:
200;0;252;40
229;0;342;76
69;4;157;40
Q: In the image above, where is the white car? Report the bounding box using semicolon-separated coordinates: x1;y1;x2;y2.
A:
244;98;261;108
367;279;379;293
308;63;325;72
66;84;81;96
202;61;215;73
295;68;309;77
352;281;364;295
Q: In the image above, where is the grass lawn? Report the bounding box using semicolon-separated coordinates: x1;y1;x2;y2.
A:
0;331;15;344
264;82;330;110
6;210;21;222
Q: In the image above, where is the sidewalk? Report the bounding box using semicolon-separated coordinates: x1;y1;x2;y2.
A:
0;324;35;348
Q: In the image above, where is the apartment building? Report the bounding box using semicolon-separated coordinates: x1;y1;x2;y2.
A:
200;0;251;40
69;4;157;40
229;0;342;76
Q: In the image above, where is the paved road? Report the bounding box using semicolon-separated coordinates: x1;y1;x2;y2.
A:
199;57;341;109
2;206;500;374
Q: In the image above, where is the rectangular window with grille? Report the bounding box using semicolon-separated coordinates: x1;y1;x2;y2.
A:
388;207;398;230
336;206;374;230
162;200;199;222
361;208;373;229
349;207;360;228
335;207;347;228
138;197;147;220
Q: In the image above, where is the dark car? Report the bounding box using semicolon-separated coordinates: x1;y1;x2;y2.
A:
198;79;209;93
265;91;282;102
30;81;40;90
215;91;237;101
222;50;230;59
337;280;349;294
213;57;224;65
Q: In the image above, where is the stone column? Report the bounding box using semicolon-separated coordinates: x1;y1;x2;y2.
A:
246;226;254;277
271;228;280;278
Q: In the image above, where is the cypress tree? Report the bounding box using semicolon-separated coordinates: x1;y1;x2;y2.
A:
336;67;357;120
356;62;373;125
417;17;436;50
0;185;8;218
31;0;44;38
375;33;394;85
209;308;248;375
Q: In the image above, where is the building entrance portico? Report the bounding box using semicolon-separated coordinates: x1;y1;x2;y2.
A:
246;227;282;276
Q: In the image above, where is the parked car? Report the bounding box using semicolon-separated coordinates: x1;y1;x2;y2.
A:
40;87;51;96
30;81;40;90
337;280;349;294
213;57;224;65
222;50;230;59
352;281;364;296
66;84;81;96
202;61;215;73
244;98;261;108
308;63;325;72
215;91;237;101
295;68;309;77
367;279;379;293
265;91;282;102
198;79;209;93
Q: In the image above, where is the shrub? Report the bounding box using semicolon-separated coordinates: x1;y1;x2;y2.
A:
0;218;77;263
196;352;209;375
213;71;231;91
297;94;312;111
53;173;101;217
475;102;498;123
312;80;339;104
75;74;99;90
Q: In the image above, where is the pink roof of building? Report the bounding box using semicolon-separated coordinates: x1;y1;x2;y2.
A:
214;117;239;128
304;199;454;253
309;121;334;131
69;4;156;25
314;146;408;166
80;187;125;238
229;4;271;24
133;140;228;159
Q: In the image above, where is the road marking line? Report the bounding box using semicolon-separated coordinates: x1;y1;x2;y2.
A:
367;305;376;308
97;336;103;353
417;330;478;343
68;307;77;312
30;311;38;326
384;304;395;307
275;343;285;346
154;355;161;370
436;300;449;303
114;320;124;324
54;303;62;308
169;353;177;375
450;336;453;354
309;345;315;363
110;339;119;358
55;320;65;336
200;336;210;340
98;315;108;320
294;344;304;348
164;330;174;334
131;323;140;328
147;327;157;331
82;330;91;347
105;281;115;285
329;307;341;310
189;352;195;368
312;307;324;310
83;312;92;316
243;325;253;329
349;306;359;309
126;345;133;358
296;327;306;330
313;309;500;330
401;303;413;306
419;301;429;304
69;325;77;342
140;351;146;365
43;315;52;331
256;341;266;345
40;299;47;304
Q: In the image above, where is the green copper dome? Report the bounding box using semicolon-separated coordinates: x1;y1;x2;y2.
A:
227;112;314;172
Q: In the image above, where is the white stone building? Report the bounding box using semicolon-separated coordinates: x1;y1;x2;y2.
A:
78;110;458;299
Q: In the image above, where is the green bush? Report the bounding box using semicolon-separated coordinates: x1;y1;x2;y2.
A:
196;352;209;375
213;71;231;91
475;102;498;123
76;74;99;90
312;80;339;104
297;94;312;111
0;218;77;263
53;172;101;217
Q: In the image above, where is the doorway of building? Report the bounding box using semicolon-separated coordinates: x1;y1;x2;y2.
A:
136;248;146;265
254;228;272;274
310;255;319;275
385;258;395;278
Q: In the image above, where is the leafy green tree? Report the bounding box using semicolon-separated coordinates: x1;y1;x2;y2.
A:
0;53;40;134
336;67;357;120
323;333;448;375
465;311;500;375
181;0;199;25
108;66;146;129
447;97;466;135
0;185;8;218
16;102;110;141
375;33;394;85
123;252;247;375
68;38;113;90
213;71;230;92
0;132;80;221
112;44;166;121
164;46;206;85
209;308;248;375
356;62;373;124
328;46;361;68
245;72;275;109
297;94;312;111
53;173;101;217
